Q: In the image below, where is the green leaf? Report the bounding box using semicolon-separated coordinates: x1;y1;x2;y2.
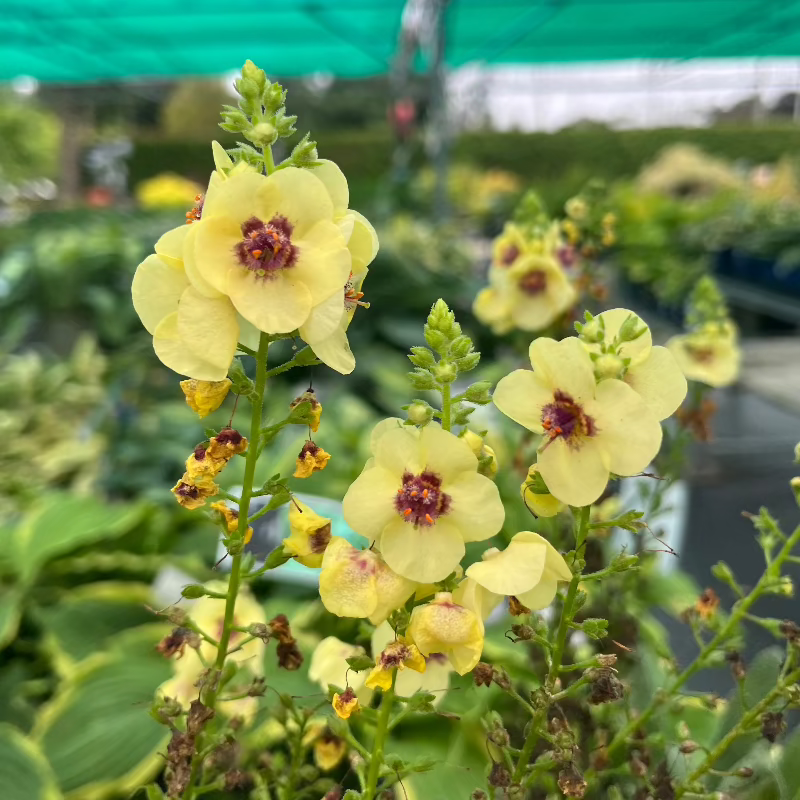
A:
0;588;23;651
33;652;171;797
10;494;146;585
34;582;156;675
743;646;783;708
0;724;62;800
779;725;800;797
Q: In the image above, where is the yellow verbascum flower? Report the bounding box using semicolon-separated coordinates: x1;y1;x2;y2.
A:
520;464;565;518
667;322;741;388
158;582;265;722
189;166;350;336
313;731;347;771
365;637;426;692
491;253;576;332
289;388;322;433
494;337;662;507
318;537;416;625
309;637;373;707
180;378;232;418
342;421;504;583
332;689;361;720
283;499;332;567
491;222;529;269
407;592;484;675
370;622;453;704
466;532;573;611
171;473;217;510
584;309;687;421
472;286;514;336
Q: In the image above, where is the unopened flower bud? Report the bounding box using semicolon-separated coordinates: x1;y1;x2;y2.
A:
594;353;624;381
488;762;511;788
434;362;457;383
679;740;699;754
449;335;473;359
463;381;492;405
407;401;434;426
471;791;488;800
246;121;278;147
408;368;436;390
473;662;494;687
181;584;208;599
735;767;754;778
511;623;533;641
761;711;786;742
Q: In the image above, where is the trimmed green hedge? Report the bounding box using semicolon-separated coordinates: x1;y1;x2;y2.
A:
128;125;800;207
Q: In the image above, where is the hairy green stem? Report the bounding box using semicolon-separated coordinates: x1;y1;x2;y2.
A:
676;665;800;796
364;673;397;799
592;519;800;781
512;506;590;784
183;332;269;799
441;382;452;431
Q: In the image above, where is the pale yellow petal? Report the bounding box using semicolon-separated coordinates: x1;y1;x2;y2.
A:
227;269;313;334
448;643;483;675
177;286;239;369
517;577;560;611
319;539;378;618
419;426;478;482
192;215;242;294
370;418;407;454
444;471;504;542
537;436;610;507
348;210;379;271
183;222;224;298
152;312;228;381
312;160;349;214
237;315;261;350
590;379;662;476
452;577;503;622
155;224;190;267
625;346;687;421
291;219;351;305
374;425;425;475
201;168;270;221
466;537;547;595
342;466;400;542
493;369;550;432
594;308;652;362
368;561;417;625
529;337;595;401
132;254;188;334
308;325;355;375
299;289;346;344
379;517;465;583
257;167;335;238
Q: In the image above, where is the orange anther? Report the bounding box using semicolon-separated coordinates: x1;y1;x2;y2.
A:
252;249;263;259
404;508;412;517
422;489;429;499
410;490;418;497
425;513;434;525
555;427;563;435
543;420;552;430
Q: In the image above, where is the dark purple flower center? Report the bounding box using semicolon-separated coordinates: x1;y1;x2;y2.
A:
175;482;200;499
686;344;714;363
234;215;298;277
518;269;547;295
394;470;450;527
541;389;596;445
501;244;520;266
557;245;576;268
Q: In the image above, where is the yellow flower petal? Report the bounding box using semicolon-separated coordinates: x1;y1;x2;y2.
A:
364;665;393;691
182;222;223;298
298;289;347;345
308;325;355;375
284;499;332;568
590;308;653;363
625;346;687;421
417;425;479;483
341;465;399;542
309;636;371;704
312;159;349;214
379;517;465;584
404;644;427;673
492;369;551;432
257;167;336;239
348;210;379;271
290;219;351;306
589;379;663;476
444;471;504;543
153;312;229;381
177;286;239;369
537;436;610;508
227;269;313;335
528;337;595;403
473;286;514;335
191;215;242;295
132;254;188;335
180;378;232;418
154;224;191;267
332;691;360;719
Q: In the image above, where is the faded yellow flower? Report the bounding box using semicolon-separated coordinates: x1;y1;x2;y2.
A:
293;441;331;478
210;501;253;544
407;592;484;675
283;499;332;567
171;474;217;510
289;388;322;433
332;688;360;720
180;378;232;418
318;537;415;625
313;731;347;771
365;637;426;692
494;337;662;506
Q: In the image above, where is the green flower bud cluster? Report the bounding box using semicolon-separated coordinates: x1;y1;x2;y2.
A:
220;60;319;171
406;300;492;429
685;275;730;331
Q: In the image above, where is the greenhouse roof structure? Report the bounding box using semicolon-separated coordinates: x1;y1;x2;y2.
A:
2;0;800;84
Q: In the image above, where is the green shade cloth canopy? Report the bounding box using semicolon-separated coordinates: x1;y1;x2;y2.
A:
2;0;800;84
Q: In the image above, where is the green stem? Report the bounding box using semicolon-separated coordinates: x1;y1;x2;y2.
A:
265;347;320;378
677;666;800;796
592;520;800;781
512;506;589;784
263;146;276;175
183;332;269;800
282;716;307;800
441;383;452;431
364;673;397;800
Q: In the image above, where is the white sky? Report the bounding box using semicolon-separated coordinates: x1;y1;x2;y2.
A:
447;59;800;131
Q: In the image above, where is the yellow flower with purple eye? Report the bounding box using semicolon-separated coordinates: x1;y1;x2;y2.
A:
493;336;663;507
667;321;741;388
188;166;351;336
332;688;361;720
583;308;687;421
491;222;528;269
341;420;505;583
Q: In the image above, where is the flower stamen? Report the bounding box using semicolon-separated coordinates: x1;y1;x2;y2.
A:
394;471;450;527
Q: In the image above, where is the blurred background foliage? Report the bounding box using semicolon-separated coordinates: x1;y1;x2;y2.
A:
1;75;800;799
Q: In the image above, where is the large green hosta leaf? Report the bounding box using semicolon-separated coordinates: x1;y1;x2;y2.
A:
34;582;156;675
33;650;171;799
0;723;63;800
10;493;146;585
